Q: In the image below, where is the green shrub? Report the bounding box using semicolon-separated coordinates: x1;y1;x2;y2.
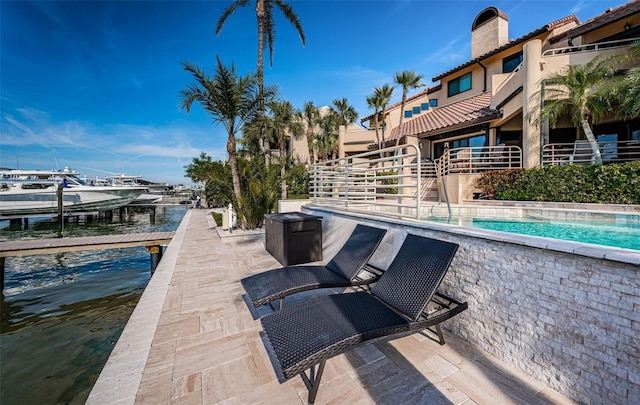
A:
475;162;640;204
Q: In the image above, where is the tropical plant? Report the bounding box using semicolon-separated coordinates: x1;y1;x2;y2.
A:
297;101;320;164
393;70;425;132
184;152;233;207
236;158;279;228
607;42;640;119
180;56;274;203
530;55;622;164
331;97;358;128
265;99;304;199
314;109;340;161
374;84;394;145
216;0;305;161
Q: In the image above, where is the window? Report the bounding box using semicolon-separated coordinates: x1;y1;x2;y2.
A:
447;72;472;97
429;99;438;107
421;103;429;111
404;110;412;118
412;106;421;115
502;51;523;73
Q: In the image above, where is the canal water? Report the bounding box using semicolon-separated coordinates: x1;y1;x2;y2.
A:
0;206;187;405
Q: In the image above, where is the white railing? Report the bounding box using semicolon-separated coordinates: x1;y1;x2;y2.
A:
436;145;523;175
542;140;640;166
541;37;640;57
310;144;422;218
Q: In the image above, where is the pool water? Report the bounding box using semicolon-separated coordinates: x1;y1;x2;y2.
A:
424;216;640;251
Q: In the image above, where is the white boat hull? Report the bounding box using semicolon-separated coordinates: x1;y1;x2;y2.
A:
0;186;146;217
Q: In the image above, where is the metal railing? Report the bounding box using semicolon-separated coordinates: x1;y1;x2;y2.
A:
541;37;640;57
437;145;523;175
310;144;422;218
542;140;640;166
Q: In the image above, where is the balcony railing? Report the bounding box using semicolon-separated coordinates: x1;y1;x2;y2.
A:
436;145;523;175
541;37;640;57
542;140;640;166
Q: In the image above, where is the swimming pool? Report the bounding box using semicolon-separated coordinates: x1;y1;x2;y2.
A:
423;214;640;251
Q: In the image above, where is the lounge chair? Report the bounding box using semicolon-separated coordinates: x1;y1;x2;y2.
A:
258;234;467;404
241;224;387;312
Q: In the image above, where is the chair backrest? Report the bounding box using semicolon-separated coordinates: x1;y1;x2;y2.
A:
371;234;459;321
326;224;387;280
571;140;594;163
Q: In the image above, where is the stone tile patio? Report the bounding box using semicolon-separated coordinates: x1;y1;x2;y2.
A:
88;208;576;404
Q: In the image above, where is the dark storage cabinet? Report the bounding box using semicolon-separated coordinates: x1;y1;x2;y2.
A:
265;212;322;266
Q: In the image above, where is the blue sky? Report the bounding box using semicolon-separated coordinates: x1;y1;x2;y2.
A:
0;0;618;185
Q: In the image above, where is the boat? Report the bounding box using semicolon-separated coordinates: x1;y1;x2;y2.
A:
0;167;147;218
105;174;165;205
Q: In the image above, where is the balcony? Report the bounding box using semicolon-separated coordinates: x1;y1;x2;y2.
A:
542;139;640;166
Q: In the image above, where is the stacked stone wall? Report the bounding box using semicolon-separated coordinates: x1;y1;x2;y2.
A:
305;207;640;405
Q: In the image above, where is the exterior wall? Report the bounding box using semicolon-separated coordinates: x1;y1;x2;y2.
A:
440;174;481;204
523;39;543;168
302;206;640;405
289;133;310;164
472;15;509;58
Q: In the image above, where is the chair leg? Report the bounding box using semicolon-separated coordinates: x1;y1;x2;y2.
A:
279;298;285;310
299;359;327;404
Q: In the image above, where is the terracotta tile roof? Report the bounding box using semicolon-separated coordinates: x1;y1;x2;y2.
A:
432;15;579;82
551;0;640;42
360;85;441;123
387;92;501;140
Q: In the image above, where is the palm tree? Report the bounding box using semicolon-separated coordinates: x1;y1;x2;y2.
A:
531;55;620;164
266;100;304;199
298;101;320;164
609;42;640;119
393;70;425;139
331;97;358;128
373;84;394;146
179;56;276;202
314;110;340;162
216;0;305;161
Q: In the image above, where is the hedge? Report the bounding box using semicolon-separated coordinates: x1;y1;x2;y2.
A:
475;161;640;204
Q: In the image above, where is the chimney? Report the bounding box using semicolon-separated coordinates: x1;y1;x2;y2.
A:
471;7;509;58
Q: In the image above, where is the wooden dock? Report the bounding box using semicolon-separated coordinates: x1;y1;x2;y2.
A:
0;231;175;290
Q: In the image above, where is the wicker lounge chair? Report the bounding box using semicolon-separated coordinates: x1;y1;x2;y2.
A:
241;224;387;312
258;234;467;404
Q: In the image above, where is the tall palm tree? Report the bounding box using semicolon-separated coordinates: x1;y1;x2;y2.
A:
216;0;305;161
297;101;320;164
393;70;425;138
314;110;340;162
373;84;394;146
179;56;276;202
331;97;358;128
531;56;620;164
266;100;304;199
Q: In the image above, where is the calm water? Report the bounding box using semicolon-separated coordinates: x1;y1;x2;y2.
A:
0;206;187;405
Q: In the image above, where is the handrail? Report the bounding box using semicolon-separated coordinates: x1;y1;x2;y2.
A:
438;145;523;175
433;156;452;218
541;37;640;57
542;140;640;166
310;144;421;218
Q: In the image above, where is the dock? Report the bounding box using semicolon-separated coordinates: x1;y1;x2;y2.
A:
0;232;174;290
86;209;574;405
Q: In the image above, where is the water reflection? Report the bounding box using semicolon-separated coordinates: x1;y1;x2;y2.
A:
0;206;186;404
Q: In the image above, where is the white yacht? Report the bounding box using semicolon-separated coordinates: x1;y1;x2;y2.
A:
105;174;164;205
0;167;147;218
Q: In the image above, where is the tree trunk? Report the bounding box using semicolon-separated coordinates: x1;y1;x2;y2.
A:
373;112;383;159
396;91;407;147
281;140;287;200
580;119;603;164
227;134;242;203
256;0;270;165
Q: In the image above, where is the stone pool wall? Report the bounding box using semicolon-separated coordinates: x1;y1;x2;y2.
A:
302;205;639;405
